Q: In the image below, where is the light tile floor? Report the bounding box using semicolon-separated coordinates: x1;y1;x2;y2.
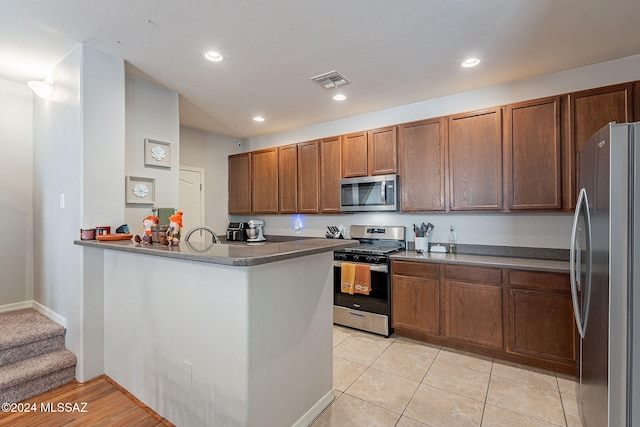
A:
311;325;583;427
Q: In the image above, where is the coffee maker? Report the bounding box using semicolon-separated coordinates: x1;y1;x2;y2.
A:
226;222;247;241
246;219;266;242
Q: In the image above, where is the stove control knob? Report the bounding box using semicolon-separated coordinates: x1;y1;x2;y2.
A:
335;253;347;261
366;256;377;263
353;255;361;262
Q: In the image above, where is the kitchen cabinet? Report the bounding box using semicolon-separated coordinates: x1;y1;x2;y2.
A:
367;126;398;175
391;261;441;336
448;108;503;211
278;144;298;214
228;153;251;215
398;118;447;212
320;136;342;213
444;264;504;349
505;97;562;210
506;270;576;370
390;259;575;373
251;148;279;214
341;132;368;178
297;140;320;213
569;83;634;206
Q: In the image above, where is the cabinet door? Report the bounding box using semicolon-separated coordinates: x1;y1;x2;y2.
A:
368;126;397;175
391;261;441;336
297;140;320;214
341;132;368;178
444;265;503;349
507;270;576;364
251;148;278;214
569;83;634;206
320;136;342;213
398;118;447;212
228;153;251;215
449;108;503;211
278;144;298;214
505;97;562;210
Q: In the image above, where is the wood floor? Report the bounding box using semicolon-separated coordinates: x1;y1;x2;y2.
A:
0;375;174;427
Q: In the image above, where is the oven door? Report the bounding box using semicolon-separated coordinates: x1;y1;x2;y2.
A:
333;260;389;315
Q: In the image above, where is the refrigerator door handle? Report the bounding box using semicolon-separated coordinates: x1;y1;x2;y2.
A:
570;188;592;339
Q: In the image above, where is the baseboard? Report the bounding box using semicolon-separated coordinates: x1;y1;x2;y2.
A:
0;300;67;328
292;389;335;427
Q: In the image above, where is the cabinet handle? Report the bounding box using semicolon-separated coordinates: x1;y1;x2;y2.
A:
570;188;592;338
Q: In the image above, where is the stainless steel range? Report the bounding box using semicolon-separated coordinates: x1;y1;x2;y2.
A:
333;225;406;337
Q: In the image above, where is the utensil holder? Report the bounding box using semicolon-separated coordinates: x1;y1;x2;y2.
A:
415;237;428;253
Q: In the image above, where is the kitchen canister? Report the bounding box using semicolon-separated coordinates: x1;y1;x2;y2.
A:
80;228;96;240
95;226;111;236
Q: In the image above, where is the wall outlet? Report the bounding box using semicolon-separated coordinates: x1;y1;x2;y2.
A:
59;193;65;209
183;361;192;385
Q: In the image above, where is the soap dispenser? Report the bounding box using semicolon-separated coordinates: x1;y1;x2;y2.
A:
448;225;457;254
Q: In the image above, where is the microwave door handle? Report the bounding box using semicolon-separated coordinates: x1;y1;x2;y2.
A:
380;180;386;204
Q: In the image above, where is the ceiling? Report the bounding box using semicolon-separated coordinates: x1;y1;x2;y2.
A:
2;1;640;139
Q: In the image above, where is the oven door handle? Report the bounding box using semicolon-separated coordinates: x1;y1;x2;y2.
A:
332;260;388;273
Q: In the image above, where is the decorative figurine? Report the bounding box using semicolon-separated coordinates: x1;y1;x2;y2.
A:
135;215;159;244
166;211;183;247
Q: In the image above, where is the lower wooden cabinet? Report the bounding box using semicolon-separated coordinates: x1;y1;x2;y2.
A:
444;265;503;349
506;270;576;367
391;260;576;374
391;261;441;336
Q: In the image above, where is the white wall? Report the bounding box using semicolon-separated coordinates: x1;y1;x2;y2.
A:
33;44;126;381
179;126;242;235
0;79;33;305
125;77;180;229
242;54;640;249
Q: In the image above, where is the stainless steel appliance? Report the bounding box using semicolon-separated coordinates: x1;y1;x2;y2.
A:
246;219;266;242
226;222;247;241
570;122;640;426
340;174;399;212
333;225;405;336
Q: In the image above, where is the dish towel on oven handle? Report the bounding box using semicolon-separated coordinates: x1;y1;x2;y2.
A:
354;264;371;295
340;262;356;295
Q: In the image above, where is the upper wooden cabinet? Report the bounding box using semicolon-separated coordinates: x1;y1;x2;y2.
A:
278;144;298;214
228;153;251;215
251;148;279;214
505;97;562;210
320;136;342;213
368;126;398;175
341;132;368;178
398;118;447;212
297;140;320;214
449;108;503;211
569;83;634;205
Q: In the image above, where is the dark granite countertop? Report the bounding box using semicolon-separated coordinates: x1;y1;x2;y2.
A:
390;251;569;273
74;237;358;266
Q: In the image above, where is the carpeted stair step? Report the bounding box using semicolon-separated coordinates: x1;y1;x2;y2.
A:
0;349;77;403
0;309;66;367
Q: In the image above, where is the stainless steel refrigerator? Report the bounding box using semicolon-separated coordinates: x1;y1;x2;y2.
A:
571;121;640;426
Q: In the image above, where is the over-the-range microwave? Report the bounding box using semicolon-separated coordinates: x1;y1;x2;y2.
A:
339;174;399;212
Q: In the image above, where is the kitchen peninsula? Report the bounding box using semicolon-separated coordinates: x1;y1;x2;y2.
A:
75;237;356;427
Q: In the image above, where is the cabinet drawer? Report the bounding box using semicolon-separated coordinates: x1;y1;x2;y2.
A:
509;270;570;293
444;265;503;285
392;261;440;279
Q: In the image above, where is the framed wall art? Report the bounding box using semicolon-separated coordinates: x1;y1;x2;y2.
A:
126;176;155;204
144;138;171;168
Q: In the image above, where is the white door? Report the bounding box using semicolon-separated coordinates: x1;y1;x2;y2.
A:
179;166;205;243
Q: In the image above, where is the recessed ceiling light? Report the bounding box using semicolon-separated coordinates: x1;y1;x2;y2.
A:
461;58;480;68
253;116;265;122
204;51;224;62
333;94;347;101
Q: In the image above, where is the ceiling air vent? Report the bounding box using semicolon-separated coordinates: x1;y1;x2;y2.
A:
310;70;350;89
